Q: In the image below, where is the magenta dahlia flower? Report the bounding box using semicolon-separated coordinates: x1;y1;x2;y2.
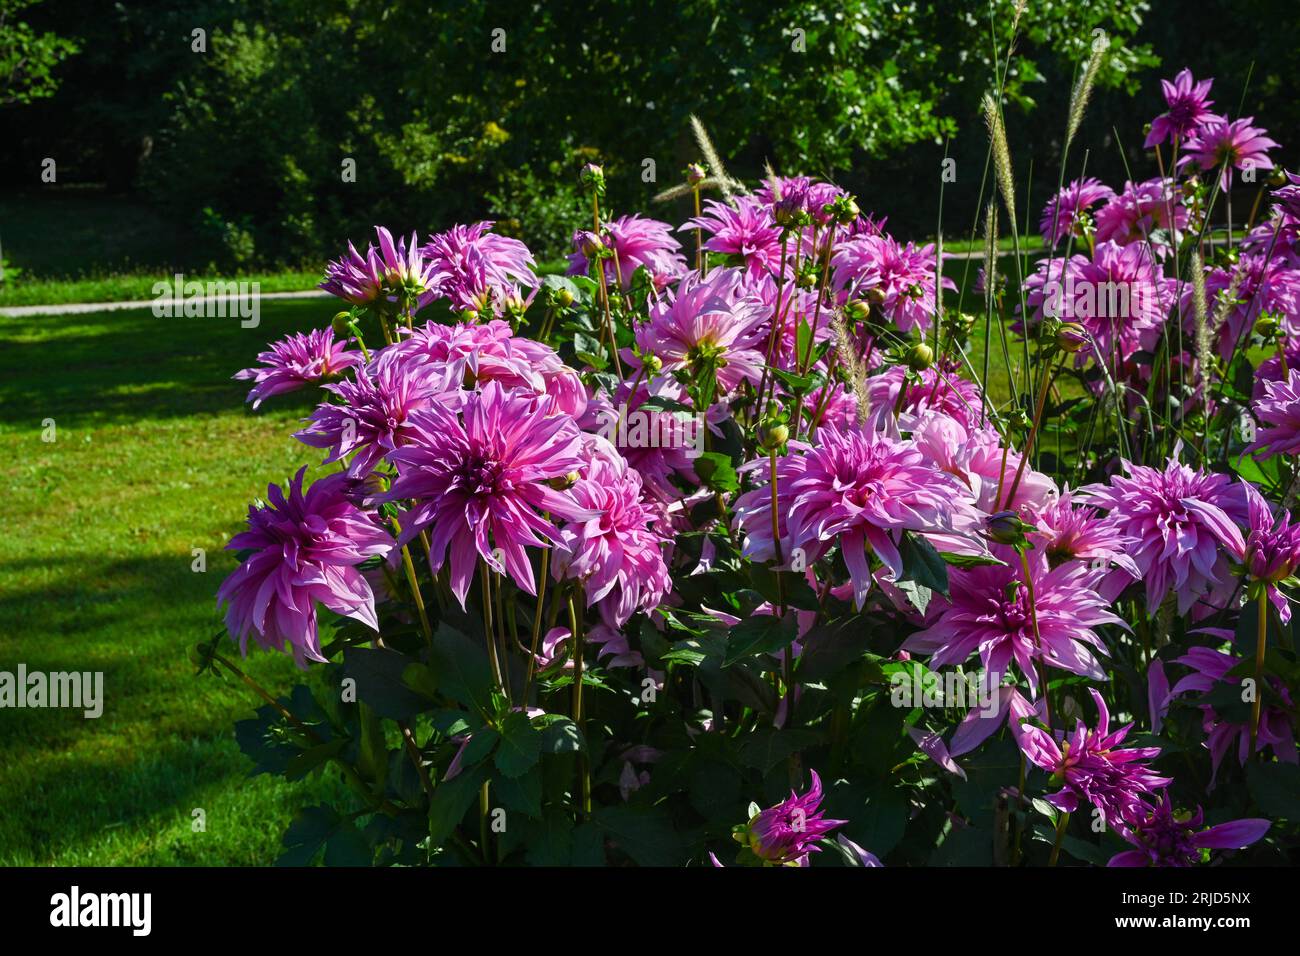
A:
1027;489;1140;580
1110;793;1269;866
234;327;363;410
552;438;671;627
321;226;440;309
1081;456;1248;615
1018;688;1171;827
567;214;686;290
860;362;985;433
734;420;981;609
682;195;783;281
217;468;393;667
1094;178;1188;246
831;234;953;335
1233;482;1300;621
1168;645;1298;779
1144;69;1221;148
295;361;458;478
633;269;768;393
1182;254;1300;361
1039;177;1116;247
378;318;586;417
380;381;595;606
419;221;536;316
1247;367;1300;460
1182;117;1279;191
739;770;846;866
1062;240;1173;369
903;545;1120;695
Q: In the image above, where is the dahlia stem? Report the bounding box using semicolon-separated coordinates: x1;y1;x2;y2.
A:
1018;548;1052;728
693;185;704;273
799;231;835;374
753;236;791;425
479;561;505;691
521;540;551;704
1002;354;1062;510
567;588;591;817
399;543;434;649
592;193;625;379
1250;588;1268;757
493;570;513;700
1048;811;1070;866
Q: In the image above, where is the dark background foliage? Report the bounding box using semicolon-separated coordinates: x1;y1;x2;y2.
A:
2;0;1297;268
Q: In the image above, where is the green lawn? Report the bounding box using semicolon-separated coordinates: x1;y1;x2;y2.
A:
0;298;346;865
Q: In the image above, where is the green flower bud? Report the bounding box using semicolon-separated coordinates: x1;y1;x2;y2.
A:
905;342;934;372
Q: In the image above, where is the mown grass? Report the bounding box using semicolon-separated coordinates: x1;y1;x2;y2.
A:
0;297;349;865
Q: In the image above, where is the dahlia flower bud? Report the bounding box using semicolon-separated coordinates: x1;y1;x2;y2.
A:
579;162;604;190
642;353;664;374
758;422;789;450
845;300;871;323
1269;167;1290;187
458;308;479;324
577;230;605;259
736;771;846;866
547;471;580;491
905;343;934;372
685;162;707;186
1056;321;1088;353
331;311;353;336
1254;314;1280;338
986;510;1033;547
554;287;576;309
865;287;887;306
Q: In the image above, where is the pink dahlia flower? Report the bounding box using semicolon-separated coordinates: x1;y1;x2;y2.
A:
1182;117;1279;191
633;268;768;393
1247;367;1300;460
377;318;586;418
1094;177;1188;246
1039;177;1116;247
552;438;671;628
321;226;440;309
831;234;953;335
734;420;981;609
1144;69;1221;148
1181;254;1300;362
903;544;1120;695
234;327;363;410
1081;456;1248;615
860;362;985;433
420;221;537;316
1168;645;1298;780
740;770;846;866
217;468;393;667
295;361;458;478
1233;482;1300;621
567;214;687;290
1110;793;1269;867
1027;489;1140;580
682;196;783;282
1018;688;1172;828
381;381;596;606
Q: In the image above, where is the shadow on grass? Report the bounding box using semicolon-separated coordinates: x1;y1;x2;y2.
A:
0;298;336;428
0;552;333;864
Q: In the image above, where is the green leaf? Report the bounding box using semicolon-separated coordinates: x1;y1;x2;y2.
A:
279;805;370;867
899;532;950;596
427;764;488;847
430;624;494;717
494;768;543;819
495;711;543;778
539;716;585;754
724;613;798;666
694;451;740;493
939;551;1007;569
590;805;685;867
738;728;823;775
341;646;433;721
1247;761;1300;820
